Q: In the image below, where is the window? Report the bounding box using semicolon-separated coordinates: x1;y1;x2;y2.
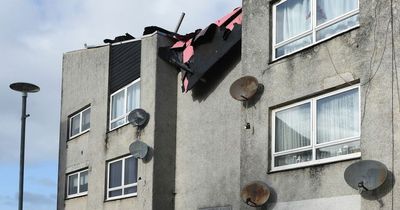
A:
67;169;88;198
110;79;140;130
272;0;359;59
271;85;361;171
106;155;138;200
69;107;91;139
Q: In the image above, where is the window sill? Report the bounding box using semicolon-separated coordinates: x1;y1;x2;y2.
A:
269;25;360;65
65;193;88;200
268;152;361;174
104;193;137;202
68;129;90;141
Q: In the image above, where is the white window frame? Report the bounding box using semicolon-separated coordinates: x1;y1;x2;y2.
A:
69;106;91;139
109;78;140;131
66;169;89;199
271;85;361;172
106;155;137;201
272;0;360;60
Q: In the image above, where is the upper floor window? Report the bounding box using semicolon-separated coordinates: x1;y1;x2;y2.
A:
67;169;88;198
271;85;361;171
106;155;138;200
109;78;140;130
69;107;90;139
272;0;359;59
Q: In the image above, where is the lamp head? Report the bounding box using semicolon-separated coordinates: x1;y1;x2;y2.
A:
10;82;40;93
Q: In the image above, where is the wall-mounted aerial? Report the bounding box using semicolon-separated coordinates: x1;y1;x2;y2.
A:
128;108;150;129
129;140;149;159
344;160;388;193
240;181;270;207
230;76;260;101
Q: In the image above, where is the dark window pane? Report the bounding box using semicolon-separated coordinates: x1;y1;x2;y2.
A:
124;157;137;185
109;189;122;198
70;115;80;136
81;109;90;131
109;160;122;188
68;174;78;195
124;186;137;195
79;171;88;193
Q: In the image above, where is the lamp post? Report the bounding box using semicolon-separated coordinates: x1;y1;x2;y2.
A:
9;82;40;210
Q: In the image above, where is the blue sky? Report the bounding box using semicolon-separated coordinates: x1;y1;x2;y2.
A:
0;0;241;209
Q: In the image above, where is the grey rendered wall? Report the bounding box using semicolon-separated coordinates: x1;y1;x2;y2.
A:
138;34;177;210
241;0;400;210
58;46;110;210
58;34;178;210
174;53;242;209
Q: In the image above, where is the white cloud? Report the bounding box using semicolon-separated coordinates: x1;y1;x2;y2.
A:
0;0;241;165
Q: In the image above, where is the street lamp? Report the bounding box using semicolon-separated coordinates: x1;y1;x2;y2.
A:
9;82;40;210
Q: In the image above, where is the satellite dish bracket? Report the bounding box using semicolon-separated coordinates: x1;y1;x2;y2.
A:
358;181;369;193
246;198;257;207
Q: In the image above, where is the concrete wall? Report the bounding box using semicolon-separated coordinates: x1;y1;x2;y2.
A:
241;0;400;209
174;48;242;209
58;34;178;210
58;46;110;210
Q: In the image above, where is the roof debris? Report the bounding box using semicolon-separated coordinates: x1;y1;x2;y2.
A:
144;7;242;92
104;33;135;44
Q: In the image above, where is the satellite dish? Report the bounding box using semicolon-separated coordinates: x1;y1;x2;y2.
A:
344;160;388;193
129;140;149;159
240;181;270;207
128;109;150;128
229;76;259;101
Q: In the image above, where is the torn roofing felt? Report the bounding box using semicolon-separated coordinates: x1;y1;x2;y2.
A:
143;7;242;93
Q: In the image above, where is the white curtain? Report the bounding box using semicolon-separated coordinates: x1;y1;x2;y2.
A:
127;81;140;112
275;103;311;152
111;91;125;120
317;0;358;25
276;0;311;43
317;89;359;143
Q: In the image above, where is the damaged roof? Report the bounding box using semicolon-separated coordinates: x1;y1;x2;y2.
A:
144;7;243;92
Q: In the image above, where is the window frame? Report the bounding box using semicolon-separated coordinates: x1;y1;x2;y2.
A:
106;155;138;201
69;106;91;139
66;169;89;199
109;78;140;131
271;85;361;172
272;0;360;60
